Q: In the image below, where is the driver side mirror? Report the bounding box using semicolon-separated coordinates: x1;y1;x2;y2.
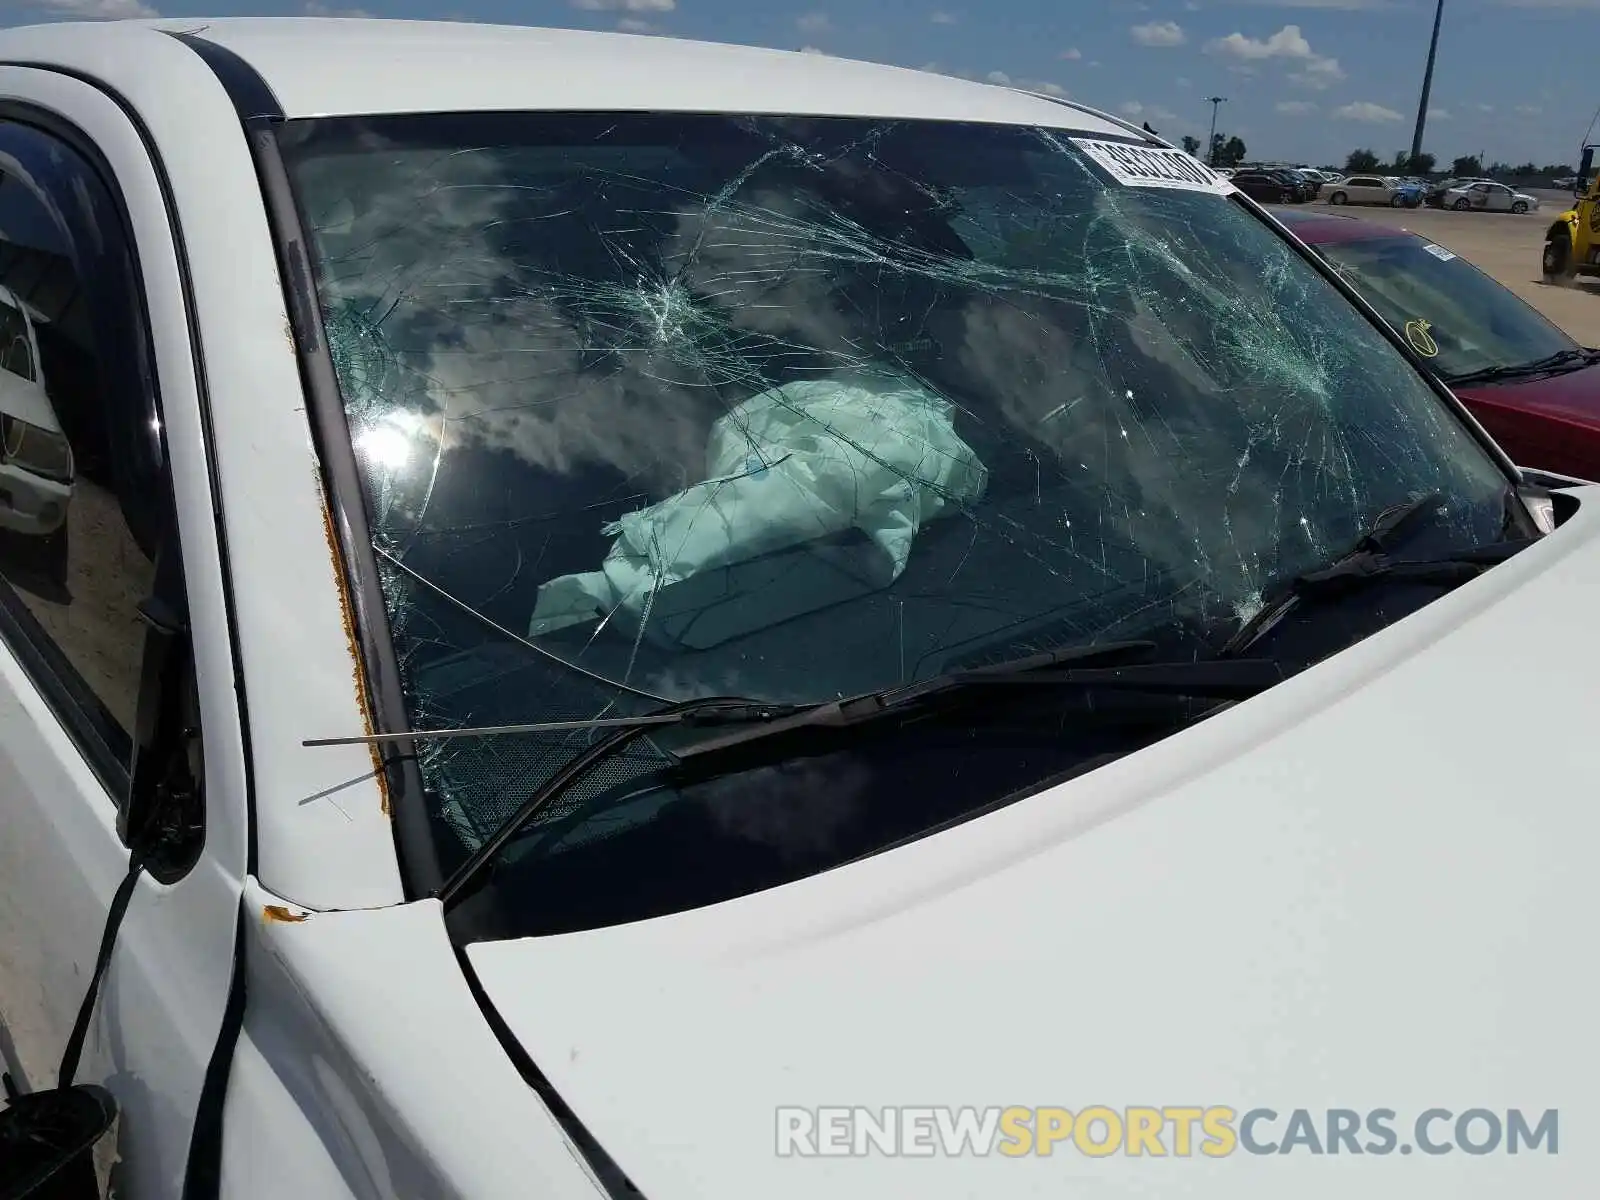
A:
0;1083;117;1199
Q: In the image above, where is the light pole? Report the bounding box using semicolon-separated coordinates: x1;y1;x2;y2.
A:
1205;96;1227;166
1408;0;1444;168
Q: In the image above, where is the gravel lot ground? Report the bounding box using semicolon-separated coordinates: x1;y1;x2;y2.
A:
1265;197;1600;345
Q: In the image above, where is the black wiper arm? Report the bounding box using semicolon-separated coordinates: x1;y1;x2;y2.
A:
672;651;1287;761
1223;493;1530;656
429;692;812;909
1444;348;1598;386
424;638;1159;909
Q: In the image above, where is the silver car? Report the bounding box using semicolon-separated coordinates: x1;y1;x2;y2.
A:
1325;174;1412;208
1442;181;1537;213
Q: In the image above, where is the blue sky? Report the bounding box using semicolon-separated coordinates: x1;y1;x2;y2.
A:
9;0;1594;168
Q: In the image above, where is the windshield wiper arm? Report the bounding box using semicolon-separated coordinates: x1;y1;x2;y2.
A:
1222;492;1529;656
1444;347;1600;386
671;649;1286;760
420;638;1163;908
426;639;1290;909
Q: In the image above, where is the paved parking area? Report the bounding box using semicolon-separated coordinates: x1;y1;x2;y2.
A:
1266;200;1600;346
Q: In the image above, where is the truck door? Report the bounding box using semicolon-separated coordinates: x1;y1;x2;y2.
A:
0;69;246;1197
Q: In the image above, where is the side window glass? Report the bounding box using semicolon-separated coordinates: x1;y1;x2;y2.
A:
0;126;169;780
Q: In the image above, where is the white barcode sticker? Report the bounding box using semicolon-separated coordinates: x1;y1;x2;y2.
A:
1421;242;1457;262
1070;138;1234;195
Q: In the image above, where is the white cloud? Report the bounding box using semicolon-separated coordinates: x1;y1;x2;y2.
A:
1176;75;1192;86
34;0;159;15
1205;23;1342;88
799;44;826;53
795;10;832;32
1060;46;1083;59
1515;103;1543;115
1130;20;1186;46
1476;103;1495;112
1332;100;1403;122
1290;57;1344;87
982;70;1068;96
1119;101;1178;122
616;15;659;29
1275;99;1316;114
1206;24;1311;58
1428;106;1450;120
572;0;675;10
930;9;958;21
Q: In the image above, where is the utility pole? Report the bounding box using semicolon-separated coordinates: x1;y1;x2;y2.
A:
1205;96;1227;166
1408;0;1444;168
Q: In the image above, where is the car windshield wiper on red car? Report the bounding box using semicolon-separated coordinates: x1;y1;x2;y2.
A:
1443;347;1600;386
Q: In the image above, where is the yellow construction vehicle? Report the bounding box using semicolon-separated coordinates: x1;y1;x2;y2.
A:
1542;143;1600;281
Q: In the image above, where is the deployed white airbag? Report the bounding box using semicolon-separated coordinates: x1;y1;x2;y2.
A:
528;373;989;645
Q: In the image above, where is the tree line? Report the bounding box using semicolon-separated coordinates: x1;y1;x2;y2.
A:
1178;133;1247;167
1160;134;1575;181
1340;149;1574;179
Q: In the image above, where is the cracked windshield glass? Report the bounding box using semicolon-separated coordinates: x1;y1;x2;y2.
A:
280;113;1513;922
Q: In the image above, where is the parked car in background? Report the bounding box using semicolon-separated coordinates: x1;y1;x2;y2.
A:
1442;180;1537;213
1284;168;1322;199
1276;209;1600;479
1425;176;1492;207
1325;174;1420;208
1228;167;1297;203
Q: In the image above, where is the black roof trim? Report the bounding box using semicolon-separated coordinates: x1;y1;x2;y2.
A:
165;30;285;122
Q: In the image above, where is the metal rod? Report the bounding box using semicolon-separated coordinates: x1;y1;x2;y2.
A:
303;714;686;747
1205;96;1227;167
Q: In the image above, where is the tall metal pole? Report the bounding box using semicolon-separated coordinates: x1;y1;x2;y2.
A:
1206;96;1227;166
1408;0;1444;167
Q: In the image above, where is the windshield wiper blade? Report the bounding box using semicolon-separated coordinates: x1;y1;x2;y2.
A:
425;638;1163;909
1222;493;1529;656
672;651;1286;761
1444;347;1600;386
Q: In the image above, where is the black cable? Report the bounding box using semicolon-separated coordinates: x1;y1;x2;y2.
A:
57;850;147;1088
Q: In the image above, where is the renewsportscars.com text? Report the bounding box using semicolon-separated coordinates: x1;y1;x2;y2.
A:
775;1106;1559;1158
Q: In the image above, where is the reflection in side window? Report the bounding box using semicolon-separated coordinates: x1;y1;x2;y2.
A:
0;144;158;766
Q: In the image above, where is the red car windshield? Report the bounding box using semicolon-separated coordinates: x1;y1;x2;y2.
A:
1308;232;1576;379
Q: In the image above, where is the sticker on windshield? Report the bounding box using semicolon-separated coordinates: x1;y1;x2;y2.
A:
1420;242;1457;262
1070;138;1234;195
1404;318;1439;357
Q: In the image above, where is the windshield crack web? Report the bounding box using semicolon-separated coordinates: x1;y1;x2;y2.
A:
292;117;1488;852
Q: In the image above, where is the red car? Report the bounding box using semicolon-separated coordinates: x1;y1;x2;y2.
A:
1273;208;1600;482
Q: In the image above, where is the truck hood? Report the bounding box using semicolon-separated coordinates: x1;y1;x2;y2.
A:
466;488;1600;1199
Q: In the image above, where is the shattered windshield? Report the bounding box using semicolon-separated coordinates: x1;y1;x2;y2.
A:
280;112;1513;899
1309;232;1576;380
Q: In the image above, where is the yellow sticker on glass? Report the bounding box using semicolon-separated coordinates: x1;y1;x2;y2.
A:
1404;318;1438;358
